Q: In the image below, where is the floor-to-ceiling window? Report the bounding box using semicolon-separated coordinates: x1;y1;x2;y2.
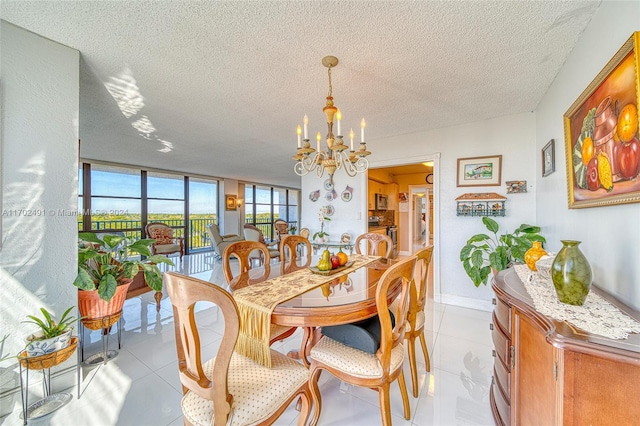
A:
78;163;219;253
244;185;299;241
88;164;142;240
188;178;218;251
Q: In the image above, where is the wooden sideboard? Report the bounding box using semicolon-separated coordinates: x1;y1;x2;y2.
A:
490;268;640;425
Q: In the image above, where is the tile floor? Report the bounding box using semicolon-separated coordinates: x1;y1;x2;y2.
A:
2;251;495;426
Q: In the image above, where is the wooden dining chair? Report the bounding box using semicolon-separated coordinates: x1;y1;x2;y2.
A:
355;232;393;258
222;240;271;291
279;235;312;275
164;272;312;426
394;245;434;397
222;240;296;345
308;256;417;426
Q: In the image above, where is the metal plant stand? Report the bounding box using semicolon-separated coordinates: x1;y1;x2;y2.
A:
79;311;123;366
18;338;78;425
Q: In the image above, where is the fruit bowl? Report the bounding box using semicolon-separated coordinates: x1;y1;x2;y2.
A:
308;261;354;276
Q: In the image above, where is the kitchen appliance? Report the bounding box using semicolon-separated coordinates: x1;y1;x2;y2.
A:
368;216;380;227
386;225;397;258
375;193;388;210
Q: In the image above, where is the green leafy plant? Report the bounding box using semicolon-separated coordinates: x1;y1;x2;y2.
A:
24;306;78;341
312;230;329;240
74;233;174;302
460;217;545;287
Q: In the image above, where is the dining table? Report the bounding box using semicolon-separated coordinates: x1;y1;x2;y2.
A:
230;254;400;367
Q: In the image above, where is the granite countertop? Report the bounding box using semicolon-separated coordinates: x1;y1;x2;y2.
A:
368;226;388;232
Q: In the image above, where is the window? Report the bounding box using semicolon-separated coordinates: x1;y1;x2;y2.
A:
79;163;219;253
244;185;299;240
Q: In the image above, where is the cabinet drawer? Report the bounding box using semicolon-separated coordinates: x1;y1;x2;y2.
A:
494;296;511;333
492;381;511;426
493;356;511;402
491;323;510;366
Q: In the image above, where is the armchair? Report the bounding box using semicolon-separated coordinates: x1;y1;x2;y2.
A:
243;224;280;264
206;223;244;259
145;222;184;262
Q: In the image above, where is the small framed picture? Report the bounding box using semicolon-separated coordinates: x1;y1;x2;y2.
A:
456;155;502;187
506;180;527;193
542;139;555;177
225;195;238;210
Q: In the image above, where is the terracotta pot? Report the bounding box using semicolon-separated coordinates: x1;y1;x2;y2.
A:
78;280;131;326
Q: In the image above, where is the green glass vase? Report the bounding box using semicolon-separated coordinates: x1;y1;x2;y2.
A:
551;240;592;306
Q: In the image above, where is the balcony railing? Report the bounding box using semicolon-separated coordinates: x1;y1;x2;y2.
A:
84;218;215;252
83;217;298;251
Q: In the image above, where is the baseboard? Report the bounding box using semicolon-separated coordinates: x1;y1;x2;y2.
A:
439;294;493;312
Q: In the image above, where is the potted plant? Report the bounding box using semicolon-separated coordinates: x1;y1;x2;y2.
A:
313;207;331;242
74;233;174;322
23;306;78;357
460;217;545;287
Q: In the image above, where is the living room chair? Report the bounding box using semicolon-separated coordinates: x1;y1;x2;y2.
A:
164;272;312;426
354;232;393;258
243;224;280;264
206;223;243;259
279;235;312;275
145;222;184;262
274;219;289;243
222;240;296;345
308;256;417;426
392;245;434;397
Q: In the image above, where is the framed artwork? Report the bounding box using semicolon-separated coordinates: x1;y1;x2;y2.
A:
563;31;640;209
456;155;502;187
225;195;237;210
542;139;555;177
398;192;408;202
506;180;527;193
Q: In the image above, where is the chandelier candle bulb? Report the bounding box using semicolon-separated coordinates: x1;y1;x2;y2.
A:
297;125;302;148
336;109;342;136
360;118;366;142
316;132;321;152
349;128;355;151
303;115;309;139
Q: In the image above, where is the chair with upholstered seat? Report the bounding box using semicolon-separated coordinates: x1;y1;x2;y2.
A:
243;224;280;264
392;245;434;397
299;227;310;240
354;232;393;258
274;219;289;243
206;223;244;259
222;241;271;291
279;235;312;275
145;222;184;262
308;256;417;426
222;240;296;345
164;272;312;426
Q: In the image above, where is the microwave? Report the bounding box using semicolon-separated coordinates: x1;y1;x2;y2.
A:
375;193;388;210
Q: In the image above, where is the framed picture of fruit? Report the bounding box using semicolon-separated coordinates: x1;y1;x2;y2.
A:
563;31;640;209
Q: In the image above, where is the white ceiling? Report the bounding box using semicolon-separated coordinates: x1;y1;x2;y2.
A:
1;1;600;189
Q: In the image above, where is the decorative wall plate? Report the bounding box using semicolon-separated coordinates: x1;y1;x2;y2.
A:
309;190;320;202
325;205;335;216
324;179;334;191
341;185;353;202
325;192;334;202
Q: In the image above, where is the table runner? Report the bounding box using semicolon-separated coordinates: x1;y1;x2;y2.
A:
514;264;640;340
233;254;380;367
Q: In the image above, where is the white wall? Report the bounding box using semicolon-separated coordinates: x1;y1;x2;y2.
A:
535;2;640;310
0;21;80;404
301;172;367;245
368;113;537;309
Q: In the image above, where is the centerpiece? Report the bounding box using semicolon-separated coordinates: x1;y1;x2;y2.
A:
313;207;331;242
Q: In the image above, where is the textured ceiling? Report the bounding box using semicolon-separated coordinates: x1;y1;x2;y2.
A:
1;1;600;188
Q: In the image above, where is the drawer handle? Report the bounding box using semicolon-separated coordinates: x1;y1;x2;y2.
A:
489;323;494;331
492;349;496;358
492;298;497;305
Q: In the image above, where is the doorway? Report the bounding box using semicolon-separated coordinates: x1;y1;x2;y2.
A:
368;153;440;300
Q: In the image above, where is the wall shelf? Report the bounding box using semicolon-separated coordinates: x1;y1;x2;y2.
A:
455;192;506;217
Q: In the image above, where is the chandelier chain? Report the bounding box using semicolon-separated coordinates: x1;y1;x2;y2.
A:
327;66;333;98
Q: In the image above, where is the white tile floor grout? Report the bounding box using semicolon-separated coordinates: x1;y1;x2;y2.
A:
2;251;495;426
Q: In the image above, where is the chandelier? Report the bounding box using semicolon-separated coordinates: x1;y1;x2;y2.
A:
292;56;371;185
